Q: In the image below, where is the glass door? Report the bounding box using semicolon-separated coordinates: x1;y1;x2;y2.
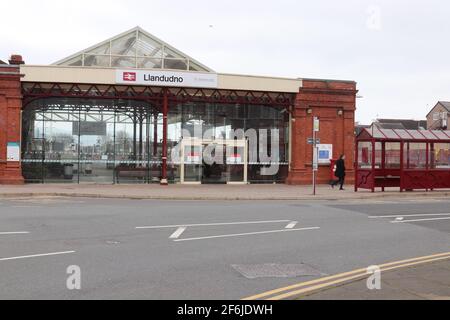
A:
180;138;203;184
181;139;248;184
226;140;248;184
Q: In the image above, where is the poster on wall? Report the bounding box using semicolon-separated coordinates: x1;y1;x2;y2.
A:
7;142;20;162
317;144;333;164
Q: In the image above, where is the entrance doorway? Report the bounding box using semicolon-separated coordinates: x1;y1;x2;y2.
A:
180;138;248;184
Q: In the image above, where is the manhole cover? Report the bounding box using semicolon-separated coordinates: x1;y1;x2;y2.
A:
232;263;325;279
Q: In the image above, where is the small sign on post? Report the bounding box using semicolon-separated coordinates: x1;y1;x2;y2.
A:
312;117;320;196
313;117;320;132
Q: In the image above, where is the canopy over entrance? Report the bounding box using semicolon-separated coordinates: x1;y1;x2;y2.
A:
53;26;213;72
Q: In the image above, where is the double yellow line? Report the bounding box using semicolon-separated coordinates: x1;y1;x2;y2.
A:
243;251;450;300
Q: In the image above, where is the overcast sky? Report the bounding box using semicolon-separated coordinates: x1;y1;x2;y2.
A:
1;0;449;124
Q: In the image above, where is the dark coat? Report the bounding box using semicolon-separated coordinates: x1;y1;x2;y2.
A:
335;159;346;178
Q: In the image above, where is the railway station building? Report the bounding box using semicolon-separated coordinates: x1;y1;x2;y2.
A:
0;27;357;185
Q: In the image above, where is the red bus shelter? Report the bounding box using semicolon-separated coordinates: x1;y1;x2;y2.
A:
355;127;450;192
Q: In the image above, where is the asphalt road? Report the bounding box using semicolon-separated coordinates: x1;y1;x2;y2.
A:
0;197;449;300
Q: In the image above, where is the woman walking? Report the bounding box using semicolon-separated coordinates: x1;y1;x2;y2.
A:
331;155;346;190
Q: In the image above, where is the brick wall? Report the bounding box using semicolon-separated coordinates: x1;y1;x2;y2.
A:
287;79;357;185
0;64;24;184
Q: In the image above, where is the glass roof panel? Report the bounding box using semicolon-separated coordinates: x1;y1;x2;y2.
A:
53;27;213;72
86;42;110;55
380;129;400;139
406;130;426;140
63;55;83;66
432;131;450;139
112;56;136;68
111;33;137;56
137;33;163;57
164;58;188;70
444;131;450;138
393;129;412;139
137;57;163;69
83;54;110;67
371;126;385;138
189;61;204;71
420;130;439;140
163;47;184;59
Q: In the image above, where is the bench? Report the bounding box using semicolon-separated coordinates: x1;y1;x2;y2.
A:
114;167;154;184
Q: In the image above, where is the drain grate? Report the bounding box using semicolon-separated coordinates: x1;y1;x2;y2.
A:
232;263;326;279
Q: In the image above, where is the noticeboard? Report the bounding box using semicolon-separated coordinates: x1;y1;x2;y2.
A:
7;142;20;162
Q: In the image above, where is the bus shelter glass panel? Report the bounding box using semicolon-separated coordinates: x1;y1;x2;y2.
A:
405;143;427;169
385;143;401;169
433;143;450;169
358;142;373;169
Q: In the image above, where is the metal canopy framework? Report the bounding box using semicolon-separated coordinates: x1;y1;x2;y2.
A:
53;26;213;72
21;82;295;109
355;128;450;193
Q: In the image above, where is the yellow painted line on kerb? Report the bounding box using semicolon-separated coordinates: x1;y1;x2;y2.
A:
242;251;450;301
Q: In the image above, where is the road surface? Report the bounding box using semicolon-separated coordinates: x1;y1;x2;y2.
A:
0;197;449;299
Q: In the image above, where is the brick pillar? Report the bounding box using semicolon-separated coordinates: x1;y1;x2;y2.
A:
287;79;357;185
0;58;25;185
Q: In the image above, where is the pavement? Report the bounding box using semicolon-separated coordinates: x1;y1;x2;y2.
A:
0;183;449;201
300;258;450;300
0;196;449;300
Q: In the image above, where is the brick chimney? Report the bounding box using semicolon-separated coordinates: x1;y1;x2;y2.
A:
8;54;25;65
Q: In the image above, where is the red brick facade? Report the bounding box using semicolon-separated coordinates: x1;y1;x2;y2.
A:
287;79;357;185
0;64;24;184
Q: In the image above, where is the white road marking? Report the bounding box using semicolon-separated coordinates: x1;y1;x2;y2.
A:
0;231;30;235
136;220;291;230
285;221;298;229
11;206;40;208
170;227;187;239
369;213;450;219
0;251;75;262
173;227;320;242
391;217;450;224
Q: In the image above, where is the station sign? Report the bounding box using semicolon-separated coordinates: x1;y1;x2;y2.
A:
116;70;218;88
